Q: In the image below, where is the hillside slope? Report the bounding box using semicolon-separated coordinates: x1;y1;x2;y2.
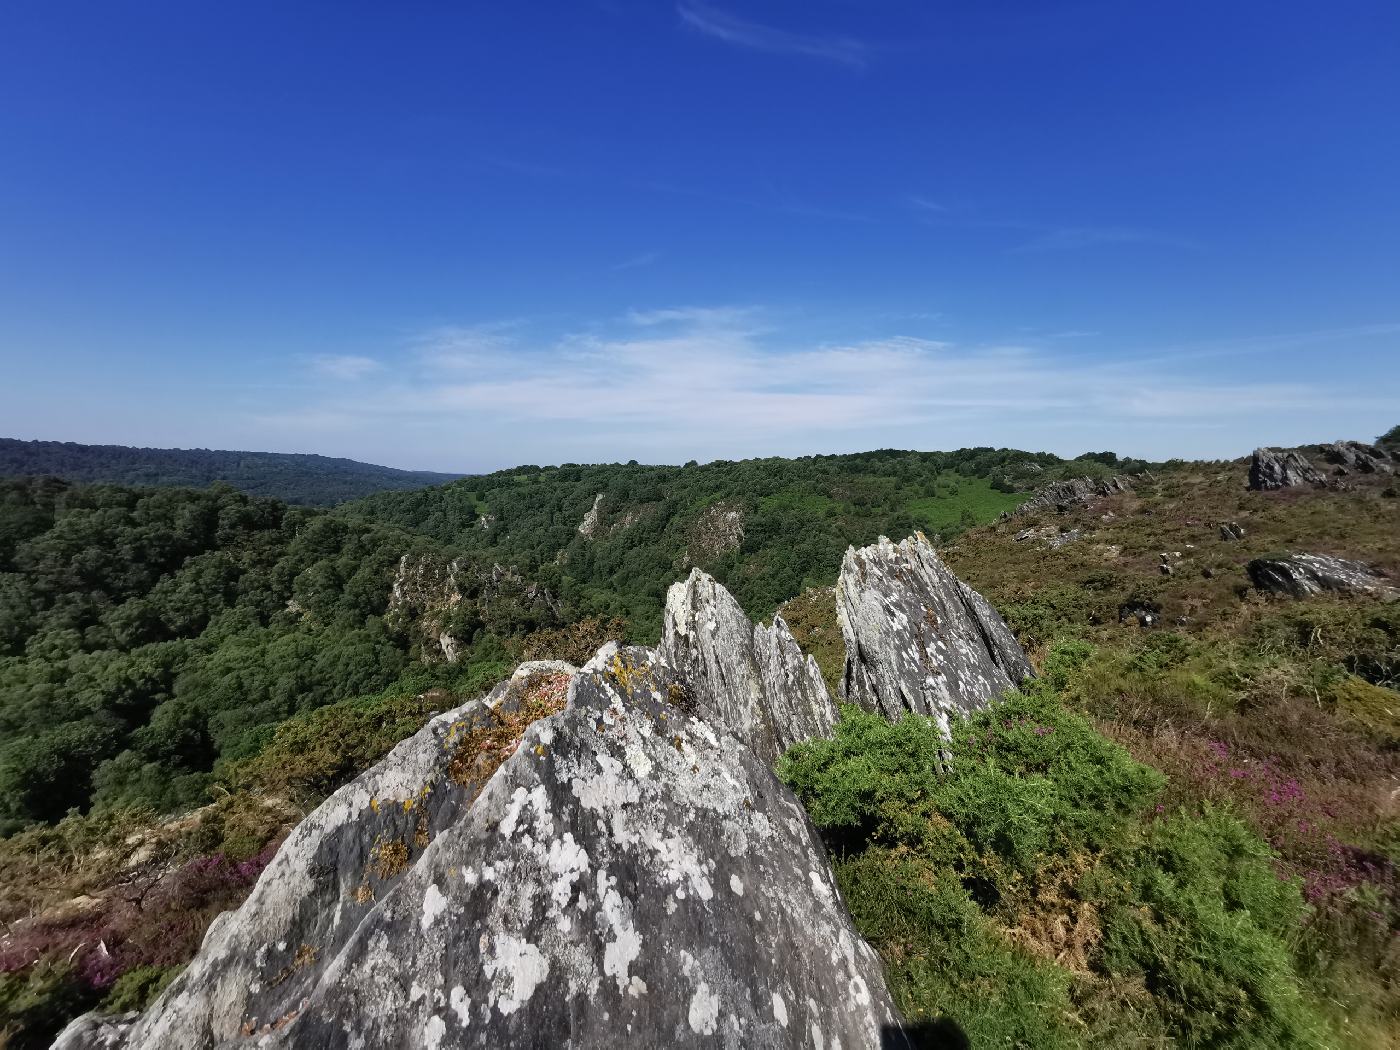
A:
344;446;1150;635
0;439;462;506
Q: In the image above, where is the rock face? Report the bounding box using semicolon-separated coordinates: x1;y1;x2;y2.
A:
1248;448;1324;490
577;493;605;538
1002;475;1132;520
682;502;745;566
61;599;907;1047
1320;440;1394;476
387;554;560;662
1247;554;1400;602
659;569;837;766
836;534;1032;733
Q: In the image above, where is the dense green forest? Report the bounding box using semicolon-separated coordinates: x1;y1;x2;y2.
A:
0;478;552;835
345;445;1149;636
0;446;1100;833
0;439;461;506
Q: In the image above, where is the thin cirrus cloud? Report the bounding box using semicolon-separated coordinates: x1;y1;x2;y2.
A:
677;2;868;68
609;251;661;272
309;354;382;380
263;308;1399;468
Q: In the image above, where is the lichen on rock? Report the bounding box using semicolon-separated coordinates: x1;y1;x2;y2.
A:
836;533;1032;734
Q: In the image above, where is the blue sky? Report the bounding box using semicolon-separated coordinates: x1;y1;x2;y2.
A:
2;1;1398;472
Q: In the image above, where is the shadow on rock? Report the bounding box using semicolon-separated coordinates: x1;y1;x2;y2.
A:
882;1018;971;1049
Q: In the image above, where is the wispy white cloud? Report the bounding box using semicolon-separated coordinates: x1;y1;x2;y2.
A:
610;251;661;272
259;310;1398;468
310;354;381;380
1012;226;1202;253
908;196;949;215
677;2;867;67
624;305;759;328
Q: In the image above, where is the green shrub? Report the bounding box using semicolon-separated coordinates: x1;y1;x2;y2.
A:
0;961;93;1050
838;850;1081;1048
100;964;183;1013
1094;808;1330;1048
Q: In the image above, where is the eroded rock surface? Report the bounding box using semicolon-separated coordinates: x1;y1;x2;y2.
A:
1248;448;1324;490
1002;475;1132;520
1247;554;1400;602
60;642;904;1048
836;533;1032;732
660;569;836;765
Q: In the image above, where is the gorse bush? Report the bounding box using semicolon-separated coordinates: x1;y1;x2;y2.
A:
780;652;1335;1047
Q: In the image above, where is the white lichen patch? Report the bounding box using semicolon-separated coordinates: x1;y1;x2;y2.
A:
420;883;448;931
483;933;550;1015
423;1015;446;1050
688;982;720;1035
772;991;788;1027
729;874;744;896
449;985;471;1026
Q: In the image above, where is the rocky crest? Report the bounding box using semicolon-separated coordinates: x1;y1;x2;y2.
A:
1248;447;1324;490
59;558;967;1049
659;569;836;766
1247;554;1400;602
1001;475;1132;520
836;534;1033;733
1320;440;1394;476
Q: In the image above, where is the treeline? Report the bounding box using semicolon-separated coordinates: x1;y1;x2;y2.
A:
346;445;1151;635
0;479;548;833
0;439;462;506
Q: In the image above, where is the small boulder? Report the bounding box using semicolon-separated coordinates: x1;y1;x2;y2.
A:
1247;554;1400;602
1219;522;1245;541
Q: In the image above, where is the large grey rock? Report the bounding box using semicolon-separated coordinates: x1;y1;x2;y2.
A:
65;641;906;1049
1002;475;1132;520
1248;447;1324;490
1247;554;1400;602
836;534;1033;734
659;569;837;766
1319;440;1393;476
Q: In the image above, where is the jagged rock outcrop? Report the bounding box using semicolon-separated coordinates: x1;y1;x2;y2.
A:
1001;475;1132;520
659;569;836;766
1248;447;1324;490
1013;525;1082;549
1247;554;1400;602
387;554;560;662
682;502;745;566
1320;440;1394;476
577;493;605;538
578;494;648;541
836;534;1032;732
59;622;907;1048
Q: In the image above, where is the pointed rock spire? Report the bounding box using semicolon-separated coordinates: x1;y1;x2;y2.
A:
837;533;1032;733
659;568;837;766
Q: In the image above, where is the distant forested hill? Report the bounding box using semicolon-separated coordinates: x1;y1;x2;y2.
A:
0;439;462;506
0;477;557;834
344;446;1151;635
